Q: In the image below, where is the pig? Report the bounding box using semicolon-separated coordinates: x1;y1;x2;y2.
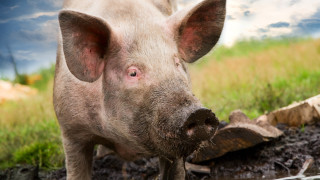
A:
53;0;226;179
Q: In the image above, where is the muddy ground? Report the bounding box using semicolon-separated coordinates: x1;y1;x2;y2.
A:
1;122;319;180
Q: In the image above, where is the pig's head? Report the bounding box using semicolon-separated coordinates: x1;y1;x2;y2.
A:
59;0;226;160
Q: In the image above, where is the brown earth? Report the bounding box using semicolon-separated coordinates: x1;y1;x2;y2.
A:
49;121;320;180
3;121;318;180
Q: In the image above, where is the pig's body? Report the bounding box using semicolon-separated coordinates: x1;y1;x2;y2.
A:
54;0;225;179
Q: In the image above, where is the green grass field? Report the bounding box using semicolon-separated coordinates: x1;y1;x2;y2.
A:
0;38;319;170
0;65;64;170
190;38;320;120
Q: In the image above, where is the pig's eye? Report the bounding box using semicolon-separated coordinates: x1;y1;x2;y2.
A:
129;71;137;77
127;66;141;80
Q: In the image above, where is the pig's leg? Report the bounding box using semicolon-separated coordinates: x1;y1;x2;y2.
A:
63;136;94;180
159;157;185;180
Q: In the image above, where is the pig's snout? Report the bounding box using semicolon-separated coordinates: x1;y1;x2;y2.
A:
182;108;219;142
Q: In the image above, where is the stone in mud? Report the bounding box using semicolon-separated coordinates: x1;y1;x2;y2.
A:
263;94;320;127
190;110;283;163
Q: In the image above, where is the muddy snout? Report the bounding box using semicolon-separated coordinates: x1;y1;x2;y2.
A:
182;108;219;142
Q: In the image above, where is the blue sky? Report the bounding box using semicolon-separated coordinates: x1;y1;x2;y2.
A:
0;0;62;79
0;0;320;79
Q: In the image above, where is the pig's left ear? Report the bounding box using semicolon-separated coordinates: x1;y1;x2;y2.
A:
167;0;226;63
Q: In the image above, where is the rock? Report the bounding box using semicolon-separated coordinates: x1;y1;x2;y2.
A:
190;110;283;163
262;94;320;127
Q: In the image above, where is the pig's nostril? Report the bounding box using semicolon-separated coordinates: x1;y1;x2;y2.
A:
205;118;211;125
187;123;196;137
187;122;196;130
205;118;214;131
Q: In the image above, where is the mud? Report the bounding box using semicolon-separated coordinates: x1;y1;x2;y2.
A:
202;121;320;179
1;122;319;180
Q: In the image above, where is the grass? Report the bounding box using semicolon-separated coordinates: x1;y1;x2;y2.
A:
190;37;320;120
30;65;56;91
0;66;64;170
196;37;308;67
0;38;319;170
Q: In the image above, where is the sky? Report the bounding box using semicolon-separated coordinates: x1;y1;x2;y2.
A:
0;0;320;79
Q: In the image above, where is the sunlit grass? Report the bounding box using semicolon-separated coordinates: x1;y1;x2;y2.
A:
195;37;307;67
0;77;64;169
190;38;320;120
31;65;55;91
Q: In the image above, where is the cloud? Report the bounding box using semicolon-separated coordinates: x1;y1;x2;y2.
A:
268;22;290;28
16;19;59;44
289;0;300;6
47;0;63;8
227;15;235;20
243;10;251;17
14;50;39;61
297;19;320;31
0;50;50;79
26;0;63;9
293;8;320;36
0;11;58;23
9;5;19;10
258;28;269;33
220;0;320;46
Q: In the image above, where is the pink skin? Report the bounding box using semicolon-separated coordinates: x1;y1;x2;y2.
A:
174;56;188;80
82;45;106;78
179;26;203;53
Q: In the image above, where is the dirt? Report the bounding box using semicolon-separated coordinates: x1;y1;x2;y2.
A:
1;122;319;180
201;121;320;179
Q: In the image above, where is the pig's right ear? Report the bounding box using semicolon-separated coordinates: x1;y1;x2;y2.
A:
167;0;226;63
59;10;117;82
